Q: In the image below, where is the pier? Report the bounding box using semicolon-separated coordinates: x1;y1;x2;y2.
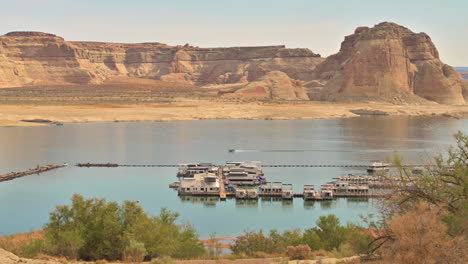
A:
0;164;67;182
76;163;427;168
181;192;387;200
218;167;227;200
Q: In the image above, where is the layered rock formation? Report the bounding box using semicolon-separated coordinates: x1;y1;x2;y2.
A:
312;22;466;104
0;25;466;104
231;71;309;100
0;31;322;101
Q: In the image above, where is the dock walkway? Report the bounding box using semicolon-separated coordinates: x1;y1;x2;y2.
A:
0;164;66;182
203;192;386;199
76;163;427;168
218;168;226;200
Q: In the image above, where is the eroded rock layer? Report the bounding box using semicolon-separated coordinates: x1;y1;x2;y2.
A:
312;22;466;104
0;31;322;101
0;26;466;104
232;71;309;100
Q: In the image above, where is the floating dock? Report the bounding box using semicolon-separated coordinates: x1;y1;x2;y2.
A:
77;163;119;167
75;163;428;168
218;168;227;200
183;192;387;199
0;164;67;182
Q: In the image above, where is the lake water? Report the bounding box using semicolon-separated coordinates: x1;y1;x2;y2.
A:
0;116;466;238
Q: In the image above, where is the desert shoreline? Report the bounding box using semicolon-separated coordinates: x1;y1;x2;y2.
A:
1;99;467;127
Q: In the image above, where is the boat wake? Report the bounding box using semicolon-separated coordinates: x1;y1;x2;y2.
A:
229;149;428;153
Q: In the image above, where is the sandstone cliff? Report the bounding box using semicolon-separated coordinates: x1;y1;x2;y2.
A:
311;22;466;104
231;71;309;100
0;32;322;96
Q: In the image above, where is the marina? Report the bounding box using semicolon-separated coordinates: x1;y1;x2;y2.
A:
173;161;394;201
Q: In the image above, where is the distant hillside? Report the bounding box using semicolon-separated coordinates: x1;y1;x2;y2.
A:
455;67;468;80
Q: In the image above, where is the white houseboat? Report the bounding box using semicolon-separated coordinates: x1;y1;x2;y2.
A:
178;173;220;195
177;163;219;177
260;182;283;195
320;185;334;199
303;185;319;200
367;161;390;173
281;184;294;199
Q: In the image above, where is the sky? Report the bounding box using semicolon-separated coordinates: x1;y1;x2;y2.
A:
1;0;467;66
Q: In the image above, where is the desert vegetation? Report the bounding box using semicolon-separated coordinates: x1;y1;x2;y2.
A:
373;131;468;263
0;195;205;262
230;215;371;260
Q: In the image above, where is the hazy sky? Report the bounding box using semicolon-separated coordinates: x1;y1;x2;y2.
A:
1;0;467;65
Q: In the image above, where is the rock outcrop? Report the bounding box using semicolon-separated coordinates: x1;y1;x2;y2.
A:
0;248;20;264
312;22;466;104
0;31;323;96
232;71;309;100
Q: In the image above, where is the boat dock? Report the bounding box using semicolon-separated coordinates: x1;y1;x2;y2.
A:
77;163;119;167
74;162;396;201
218;167;227;200
0;164;67;182
215;192;386;199
75;163;427;168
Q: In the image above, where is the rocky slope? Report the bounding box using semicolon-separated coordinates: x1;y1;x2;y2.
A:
311;22;467;104
230;71;309;100
0;32;322;100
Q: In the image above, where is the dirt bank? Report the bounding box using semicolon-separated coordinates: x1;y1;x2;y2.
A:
0;99;467;127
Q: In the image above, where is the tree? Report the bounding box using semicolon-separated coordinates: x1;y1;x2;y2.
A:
387;131;468;235
382;201;467;264
373;131;468;262
43;194;205;261
303;215;348;251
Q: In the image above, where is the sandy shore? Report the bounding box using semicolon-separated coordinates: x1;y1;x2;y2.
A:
0;99;467;127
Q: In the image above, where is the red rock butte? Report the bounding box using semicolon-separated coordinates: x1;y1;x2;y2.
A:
312;22;468;104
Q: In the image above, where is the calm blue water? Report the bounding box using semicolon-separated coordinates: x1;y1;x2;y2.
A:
0;116;466;237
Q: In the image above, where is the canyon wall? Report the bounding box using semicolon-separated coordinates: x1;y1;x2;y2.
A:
0;32;322;100
1;24;466;104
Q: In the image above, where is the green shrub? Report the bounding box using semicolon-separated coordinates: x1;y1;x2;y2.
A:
286;244;311;260
43;194;205;261
329;243;354;258
18;239;45;258
123;239;147;262
150;256;175;264
303;215;348;251
231;231;273;255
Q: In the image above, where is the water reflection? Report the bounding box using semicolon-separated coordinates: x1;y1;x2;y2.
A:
303;200;317;209
281;199;293;208
179;196;219;207
319;200;333;209
235;199;259;207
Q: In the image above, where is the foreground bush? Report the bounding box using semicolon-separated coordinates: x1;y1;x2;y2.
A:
375;131;468;263
42;194;205;261
231;215;372;258
286;244;311;260
381;201;466;263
